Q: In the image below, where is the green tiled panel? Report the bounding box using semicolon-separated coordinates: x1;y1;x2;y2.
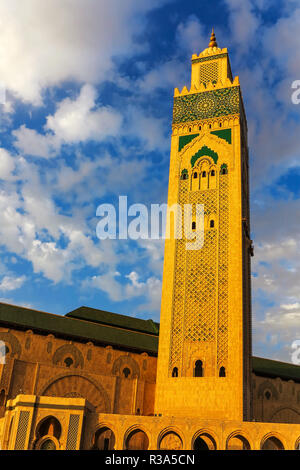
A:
191;145;218;167
178;133;199;152
191;53;228;64
211;128;232;144
173;87;240;124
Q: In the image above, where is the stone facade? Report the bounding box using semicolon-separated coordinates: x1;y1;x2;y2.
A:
0;32;300;451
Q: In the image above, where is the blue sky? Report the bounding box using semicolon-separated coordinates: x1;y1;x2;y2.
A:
0;0;300;362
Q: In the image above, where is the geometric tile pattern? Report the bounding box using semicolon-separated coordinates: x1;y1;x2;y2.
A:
217;174;229;368
66;414;80;450
14;411;30;450
184;189;218;345
199;61;219;84
191;53;228;65
169;163;229;376
173;87;240;124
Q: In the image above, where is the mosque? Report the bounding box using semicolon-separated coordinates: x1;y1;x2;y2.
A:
0;31;300;451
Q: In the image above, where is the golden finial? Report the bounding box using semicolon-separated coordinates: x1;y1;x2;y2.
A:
209;28;218;48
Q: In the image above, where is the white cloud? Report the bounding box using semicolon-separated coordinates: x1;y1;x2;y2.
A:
13;126;60;158
126;106;167;152
84;271;124;302
45;84;122;143
281;303;300;311
224;0;260;49
0;148;16;179
0;0;169;104
13;84;122;157
0;275;26;291
83;270;162;315
175;15;206;55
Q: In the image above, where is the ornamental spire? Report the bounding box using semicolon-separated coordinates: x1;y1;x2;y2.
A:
208;27;218;48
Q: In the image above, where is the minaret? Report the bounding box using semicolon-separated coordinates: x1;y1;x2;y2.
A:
155;31;252;421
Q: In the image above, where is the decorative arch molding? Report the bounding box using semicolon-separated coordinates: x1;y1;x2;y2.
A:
178;133;232;183
39;372;111;412
157;426;185;451
94;421;117;436
52;344;84;368
257;380;279;400
180;132;230;162
270;407;300;424
260;431;286;450
91;423;116;450
225;430;253;450
112;355;140;378
0;331;21;358
294;436;300;450
191;146;218;166
123;425;150;450
35;415;62;439
123;424;150;442
191;428;219;450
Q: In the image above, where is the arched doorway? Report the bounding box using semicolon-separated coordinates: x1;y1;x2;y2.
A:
34;416;62;450
36;416;61;440
159;431;183;450
125;429;149;450
261;436;284;450
227;434;250;450
93;427;115;450
193;433;216;450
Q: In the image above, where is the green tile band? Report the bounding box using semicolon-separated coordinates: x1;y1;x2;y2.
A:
173;86;240;124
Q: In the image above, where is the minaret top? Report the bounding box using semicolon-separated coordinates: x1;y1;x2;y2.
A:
208;28;218;48
191;29;226;59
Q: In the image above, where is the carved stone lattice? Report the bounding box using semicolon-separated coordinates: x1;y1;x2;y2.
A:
217;174;229;368
169;159;229;376
199;61;219;84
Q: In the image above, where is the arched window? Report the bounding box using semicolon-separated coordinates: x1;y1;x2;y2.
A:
181;169;188;180
172;367;178;377
126;429;149;450
211;170;215;176
198;125;202;131
192;222;196;230
93;427;115;450
220;165;228;175
202;171;206;177
40;439;56;450
189;127;192;132
36;416;62;441
193;172;198;178
219;366;226;377
210;220;215;228
194;360;203;377
64;357;73;368
123;367;131;378
265;390;271;400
